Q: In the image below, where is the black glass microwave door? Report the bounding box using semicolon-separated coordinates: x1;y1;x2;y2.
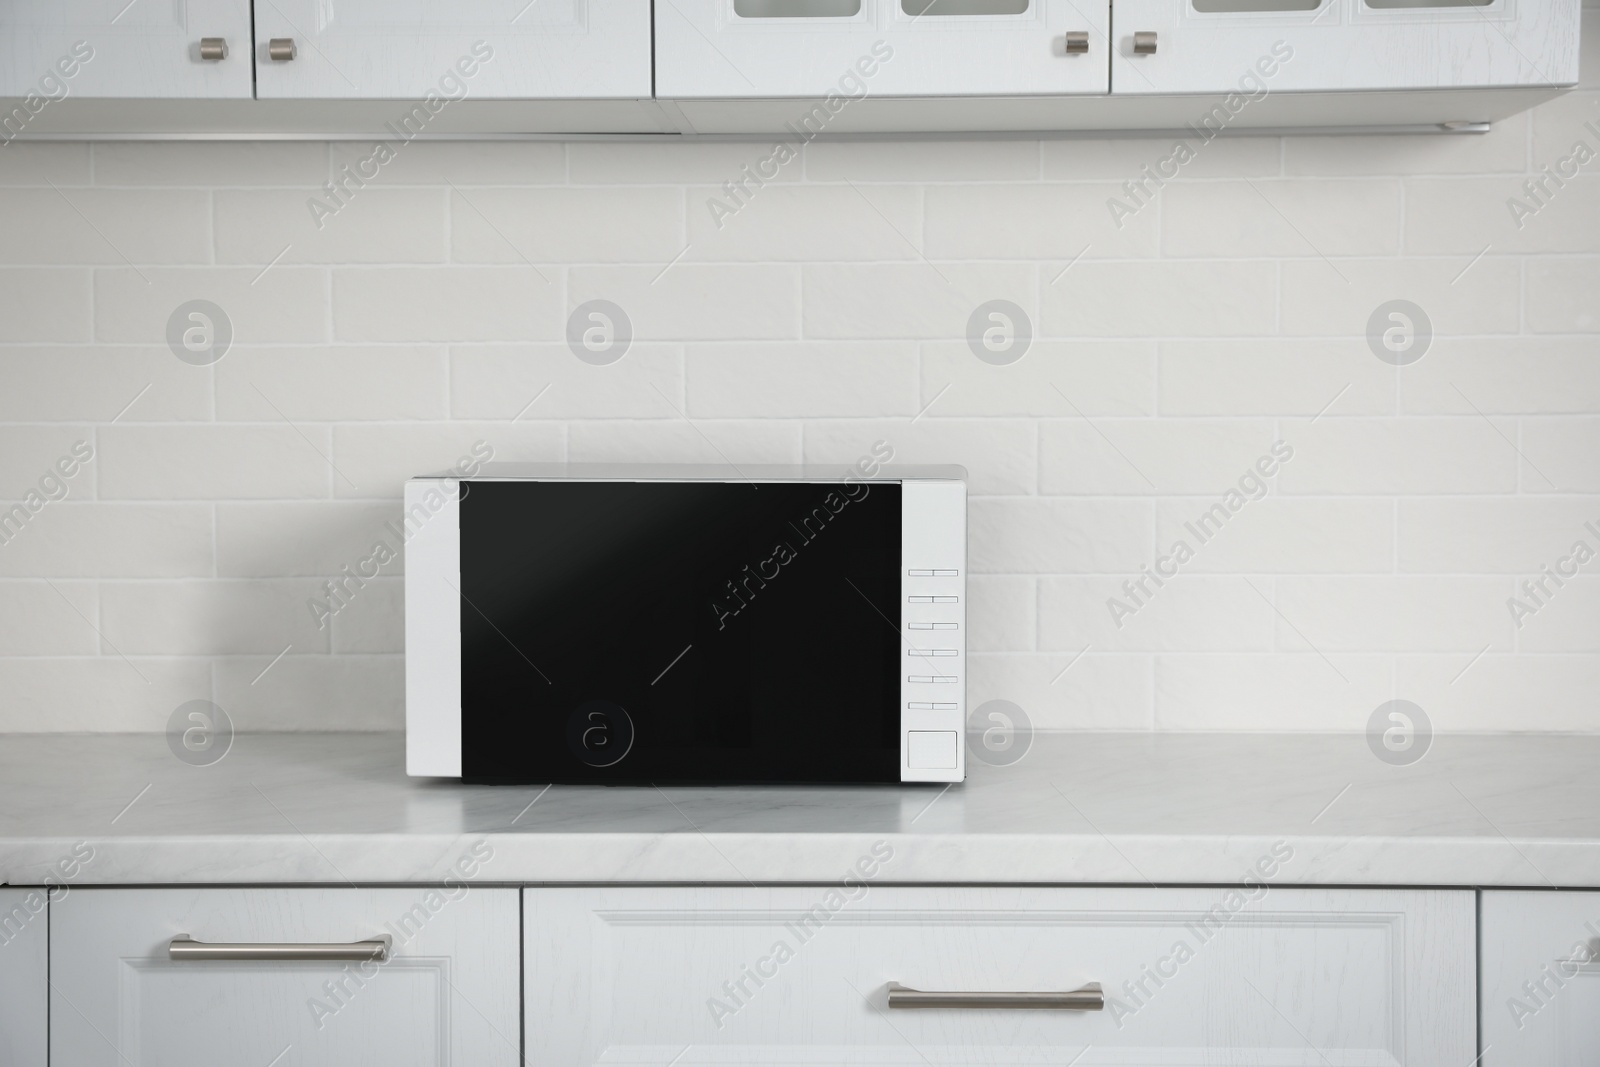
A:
457;480;902;783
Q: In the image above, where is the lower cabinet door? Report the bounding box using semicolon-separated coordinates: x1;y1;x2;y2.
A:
0;888;49;1067
51;887;520;1067
1481;890;1600;1066
527;885;1474;1066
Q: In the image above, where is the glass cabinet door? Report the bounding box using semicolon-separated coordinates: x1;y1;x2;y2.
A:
1109;0;1580;94
656;0;1111;98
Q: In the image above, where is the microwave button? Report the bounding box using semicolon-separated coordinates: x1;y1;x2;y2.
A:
933;702;959;710
907;731;959;770
908;569;935;576
908;649;958;657
907;675;959;683
908;701;934;710
933;569;959;576
908;595;959;604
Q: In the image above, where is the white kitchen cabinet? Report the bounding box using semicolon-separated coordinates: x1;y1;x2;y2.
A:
0;888;48;1067
655;0;1110;99
51;886;520;1067
0;0;253;99
1482;890;1600;1066
526;884;1475;1065
251;0;651;100
1110;0;1580;94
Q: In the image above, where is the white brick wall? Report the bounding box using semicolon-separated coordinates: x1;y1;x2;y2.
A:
1;28;1598;736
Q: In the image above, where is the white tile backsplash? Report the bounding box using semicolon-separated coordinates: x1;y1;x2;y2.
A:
923;183;1160;259
332;267;561;342
687;341;919;417
573;263;800;339
802;262;1034;339
1401;337;1600;414
0;188;210;265
0;504;211;579
3;56;1599;734
96;267;328;343
1037;418;1279;495
1040;260;1279;337
97;425;333;500
1527;256;1600;332
451;186;685;264
1040;576;1277;653
1519;418;1600;493
449;342;685;420
0;267;91;341
1278;256;1521;336
1159;180;1401;259
0;581;100;657
217;188;450;265
923;340;1155;417
1157;339;1395;417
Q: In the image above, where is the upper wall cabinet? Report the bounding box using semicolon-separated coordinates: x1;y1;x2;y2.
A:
251;0;652;99
1110;0;1582;94
0;0;253;98
655;0;1111;98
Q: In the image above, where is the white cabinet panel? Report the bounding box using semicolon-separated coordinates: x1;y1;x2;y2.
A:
0;888;48;1067
1482;890;1600;1067
526;884;1475;1065
252;0;651;100
655;0;1110;99
52;886;520;1067
1109;0;1581;94
0;0;253;99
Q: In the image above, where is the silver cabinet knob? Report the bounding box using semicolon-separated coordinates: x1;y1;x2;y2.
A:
268;37;297;61
1133;31;1157;54
199;37;228;61
1063;31;1089;54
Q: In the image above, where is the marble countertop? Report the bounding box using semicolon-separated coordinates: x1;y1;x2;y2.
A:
1;731;1597;888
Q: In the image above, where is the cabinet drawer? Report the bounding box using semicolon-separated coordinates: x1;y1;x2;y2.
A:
0;888;48;1067
527;884;1473;1065
52;886;519;1067
1482;890;1600;1066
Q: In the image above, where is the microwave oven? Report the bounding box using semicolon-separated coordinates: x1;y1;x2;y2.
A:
404;463;966;785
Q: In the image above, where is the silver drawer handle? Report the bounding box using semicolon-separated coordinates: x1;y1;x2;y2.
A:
168;934;390;962
1132;30;1158;55
887;981;1104;1010
199;37;228;61
1063;31;1089;54
268;37;297;61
